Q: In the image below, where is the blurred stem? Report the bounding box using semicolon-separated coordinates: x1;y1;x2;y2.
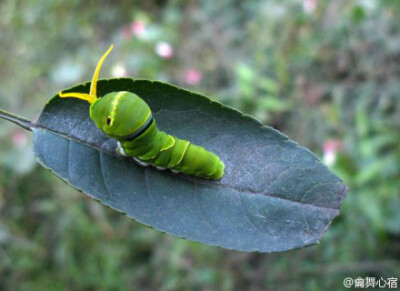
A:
0;109;32;131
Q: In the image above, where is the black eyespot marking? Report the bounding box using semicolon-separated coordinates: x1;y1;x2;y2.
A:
106;117;111;125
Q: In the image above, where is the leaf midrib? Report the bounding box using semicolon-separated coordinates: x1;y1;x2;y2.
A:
32;124;343;211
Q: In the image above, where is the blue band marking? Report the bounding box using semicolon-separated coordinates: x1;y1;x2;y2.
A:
120;114;154;141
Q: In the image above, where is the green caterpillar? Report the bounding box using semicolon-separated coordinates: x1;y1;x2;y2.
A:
59;45;225;180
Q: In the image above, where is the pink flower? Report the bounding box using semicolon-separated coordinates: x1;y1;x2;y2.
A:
183;69;202;85
303;0;317;14
155;41;174;59
12;131;28;147
122;26;132;39
131;20;146;38
323;139;342;166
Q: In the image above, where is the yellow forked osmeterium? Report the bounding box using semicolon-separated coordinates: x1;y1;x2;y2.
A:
58;44;114;104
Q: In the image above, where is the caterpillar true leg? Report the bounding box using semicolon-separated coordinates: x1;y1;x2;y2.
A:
117;142;127;157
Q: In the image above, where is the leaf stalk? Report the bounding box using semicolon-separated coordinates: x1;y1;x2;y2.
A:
0;109;32;131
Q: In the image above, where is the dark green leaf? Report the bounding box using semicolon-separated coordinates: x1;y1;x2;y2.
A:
31;78;347;252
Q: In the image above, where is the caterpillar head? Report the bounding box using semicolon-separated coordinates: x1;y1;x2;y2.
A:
89;91;151;138
58;45;152;139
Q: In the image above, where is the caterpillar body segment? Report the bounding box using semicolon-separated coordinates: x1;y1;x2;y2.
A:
117;119;225;180
59;45;225;180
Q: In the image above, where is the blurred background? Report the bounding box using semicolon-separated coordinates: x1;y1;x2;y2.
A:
0;0;399;290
